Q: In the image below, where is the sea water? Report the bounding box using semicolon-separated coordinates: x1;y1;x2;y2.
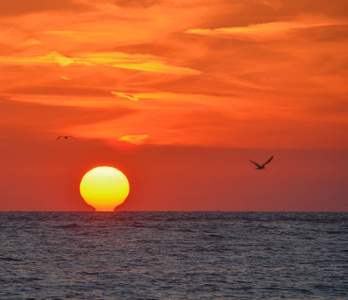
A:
0;212;347;299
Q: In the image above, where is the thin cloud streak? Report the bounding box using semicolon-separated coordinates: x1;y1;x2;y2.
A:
111;92;139;101
0;51;200;75
186;20;342;39
118;134;149;144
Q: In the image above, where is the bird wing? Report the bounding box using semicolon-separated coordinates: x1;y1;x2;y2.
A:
56;136;63;140
262;155;273;167
248;159;261;168
67;136;78;140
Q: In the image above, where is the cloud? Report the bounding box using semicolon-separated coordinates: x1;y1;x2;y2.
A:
0;51;75;66
0;98;133;138
0;50;200;75
186;21;338;39
111;92;139;101
78;52;200;75
0;0;90;16
113;61;200;75
118;134;149;144
9;94;133;109
22;38;42;46
112;0;161;8
6;86;110;98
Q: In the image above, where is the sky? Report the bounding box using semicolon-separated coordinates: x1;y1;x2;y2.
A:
0;0;347;211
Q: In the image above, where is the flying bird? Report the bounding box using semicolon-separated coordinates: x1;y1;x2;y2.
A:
56;136;78;141
248;156;273;170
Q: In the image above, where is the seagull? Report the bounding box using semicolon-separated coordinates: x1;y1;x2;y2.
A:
248;156;273;170
56;136;78;141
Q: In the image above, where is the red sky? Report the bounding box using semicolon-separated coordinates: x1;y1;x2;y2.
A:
0;0;347;211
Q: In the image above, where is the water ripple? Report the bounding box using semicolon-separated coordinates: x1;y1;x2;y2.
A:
0;211;347;299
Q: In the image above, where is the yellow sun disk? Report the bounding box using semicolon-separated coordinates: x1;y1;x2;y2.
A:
80;167;129;211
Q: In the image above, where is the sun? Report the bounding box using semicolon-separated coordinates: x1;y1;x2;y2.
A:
80;166;130;212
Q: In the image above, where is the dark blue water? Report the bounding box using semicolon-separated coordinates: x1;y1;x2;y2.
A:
0;212;347;299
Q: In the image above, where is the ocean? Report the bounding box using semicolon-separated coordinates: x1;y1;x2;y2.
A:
0;212;347;299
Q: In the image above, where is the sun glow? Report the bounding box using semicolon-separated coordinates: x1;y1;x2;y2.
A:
80;166;130;212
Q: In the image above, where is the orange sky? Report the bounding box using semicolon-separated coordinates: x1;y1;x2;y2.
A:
0;0;347;211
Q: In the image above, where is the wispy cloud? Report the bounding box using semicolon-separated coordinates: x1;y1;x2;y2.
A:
10;94;131;109
0;51;76;66
0;50;200;75
186;21;338;39
0;0;89;16
80;52;200;75
118;134;149;144
22;38;42;46
111;92;139;101
113;61;200;75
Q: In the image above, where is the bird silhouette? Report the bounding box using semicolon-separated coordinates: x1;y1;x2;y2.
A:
248;156;273;170
56;136;78;141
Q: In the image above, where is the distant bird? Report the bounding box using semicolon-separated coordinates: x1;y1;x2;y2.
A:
248;156;273;170
56;136;78;141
